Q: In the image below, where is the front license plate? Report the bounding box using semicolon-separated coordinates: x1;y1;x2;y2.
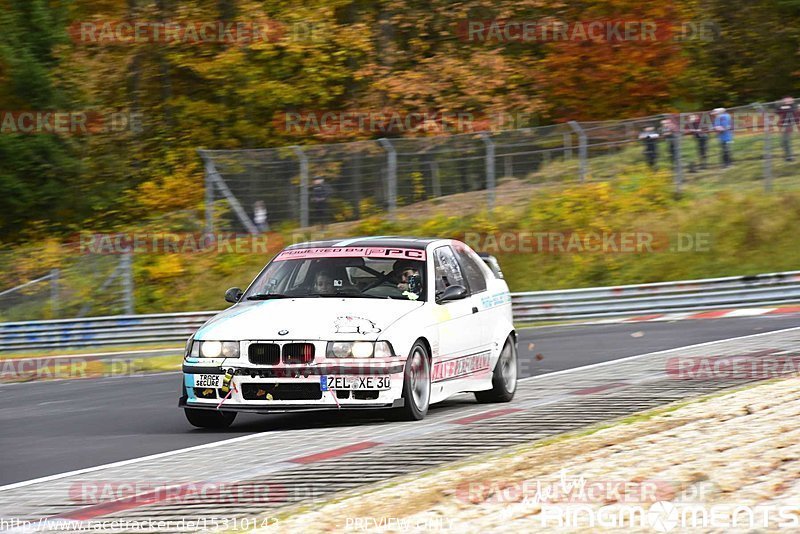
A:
320;375;391;391
193;374;222;388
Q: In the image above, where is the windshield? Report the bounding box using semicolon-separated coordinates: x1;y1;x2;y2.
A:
242;247;427;301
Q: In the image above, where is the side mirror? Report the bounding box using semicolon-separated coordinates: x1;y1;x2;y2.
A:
225;287;243;303
436;284;468;303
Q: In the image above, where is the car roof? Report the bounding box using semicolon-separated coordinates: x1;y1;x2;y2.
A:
284;236;448;251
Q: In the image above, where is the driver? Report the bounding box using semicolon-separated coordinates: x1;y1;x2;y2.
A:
312;271;336;295
393;261;421;292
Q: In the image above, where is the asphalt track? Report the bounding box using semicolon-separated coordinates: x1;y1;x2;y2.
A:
2;314;799;486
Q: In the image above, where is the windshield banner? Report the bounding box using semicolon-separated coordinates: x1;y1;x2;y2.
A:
273;247;426;261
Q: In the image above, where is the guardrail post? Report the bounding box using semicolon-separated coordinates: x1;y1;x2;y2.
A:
568;121;587;182
291;146;310;227
754;103;773;191
378;138;397;215
480;132;496;211
121;251;134;315
50;269;59;318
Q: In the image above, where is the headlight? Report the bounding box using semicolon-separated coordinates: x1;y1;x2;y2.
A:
196;340;239;358
326;341;394;359
351;341;374;358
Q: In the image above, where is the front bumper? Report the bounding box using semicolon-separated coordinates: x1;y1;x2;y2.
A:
179;398;405;414
180;360;406;413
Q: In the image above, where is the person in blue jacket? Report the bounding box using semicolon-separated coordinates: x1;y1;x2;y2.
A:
711;107;733;167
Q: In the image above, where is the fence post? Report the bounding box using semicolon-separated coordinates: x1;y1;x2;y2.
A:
199;150;259;235
568;121;587;182
480;132;496;211
199;150;215;235
754;103;773;191
563;132;572;159
50;269;59;318
378;138;397;215
674;113;684;194
121;251;134;315
430;160;441;198
291;146;310;227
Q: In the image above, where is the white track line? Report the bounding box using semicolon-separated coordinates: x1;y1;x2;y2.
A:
4;326;800;493
1;347;181;363
517;325;800;383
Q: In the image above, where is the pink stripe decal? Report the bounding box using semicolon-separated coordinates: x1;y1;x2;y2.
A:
289;441;380;464
274;247;426;261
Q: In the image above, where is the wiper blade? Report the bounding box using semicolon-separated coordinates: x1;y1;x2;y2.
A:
246;293;293;300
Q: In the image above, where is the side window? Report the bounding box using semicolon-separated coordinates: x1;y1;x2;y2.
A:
286;261;310;291
455;248;488;294
433;246;466;294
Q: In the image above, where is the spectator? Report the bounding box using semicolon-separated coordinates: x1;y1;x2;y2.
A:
253;200;268;233
660;116;679;165
711;107;733;168
775;96;798;162
310;177;333;228
686;113;708;171
639;126;659;168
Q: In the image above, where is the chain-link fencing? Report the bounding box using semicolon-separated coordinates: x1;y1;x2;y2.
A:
0;249;133;323
201;99;800;234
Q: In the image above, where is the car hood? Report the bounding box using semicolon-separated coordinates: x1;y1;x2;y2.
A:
194;298;424;341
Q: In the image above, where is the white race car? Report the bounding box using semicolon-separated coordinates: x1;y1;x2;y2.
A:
179;237;517;428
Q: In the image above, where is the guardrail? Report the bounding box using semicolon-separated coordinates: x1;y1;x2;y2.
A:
0;312;217;352
2;270;799;351
512;270;800;322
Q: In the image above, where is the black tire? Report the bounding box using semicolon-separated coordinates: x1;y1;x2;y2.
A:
394;341;431;421
184;407;237;429
475;336;517;403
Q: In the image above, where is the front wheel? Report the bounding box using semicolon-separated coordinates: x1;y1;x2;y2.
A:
475;337;517;403
394;341;431;421
184;407;237;429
